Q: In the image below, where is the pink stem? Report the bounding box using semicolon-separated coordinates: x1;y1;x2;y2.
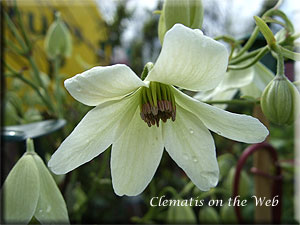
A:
233;142;282;223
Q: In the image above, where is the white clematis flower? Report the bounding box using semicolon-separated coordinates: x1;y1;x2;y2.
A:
48;24;269;196
194;62;274;108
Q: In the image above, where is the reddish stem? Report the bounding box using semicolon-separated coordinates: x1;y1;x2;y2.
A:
233;142;282;224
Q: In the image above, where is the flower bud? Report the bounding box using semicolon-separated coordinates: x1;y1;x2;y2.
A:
199;206;220;224
261;75;300;125
44;12;72;59
158;0;204;44
3;139;69;223
225;167;251;198
220;204;238;223
167;204;196;223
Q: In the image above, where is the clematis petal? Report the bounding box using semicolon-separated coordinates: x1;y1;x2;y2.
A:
173;88;269;143
33;155;69;224
163;105;219;191
48;90;141;174
145;23;228;91
218;66;254;91
111;108;164;196
65;64;147;106
194;66;253;101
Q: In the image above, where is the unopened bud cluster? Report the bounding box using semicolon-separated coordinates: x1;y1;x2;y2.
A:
140;82;176;127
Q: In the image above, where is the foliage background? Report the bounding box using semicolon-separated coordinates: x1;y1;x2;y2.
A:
1;0;299;223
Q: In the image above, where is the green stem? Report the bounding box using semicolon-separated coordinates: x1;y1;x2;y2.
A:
228;46;269;70
4;12;28;52
5;39;25;55
214;35;238;44
26;139;35;153
229;46;265;65
5;72;54;112
280;46;300;61
292;33;300;40
28;56;56;114
264;17;286;27
13;0;32;50
232;27;260;59
232;3;282;60
53;57;64;117
275;47;285;77
204;99;259;106
141;62;154;80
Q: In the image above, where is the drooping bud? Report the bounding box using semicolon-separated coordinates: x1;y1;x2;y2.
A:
199;207;220;224
44;12;72;59
3;139;69;223
158;0;204;44
261;75;300;125
167;203;196;223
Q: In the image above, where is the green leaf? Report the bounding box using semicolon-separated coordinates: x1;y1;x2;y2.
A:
33;154;69;224
3;154;40;224
254;16;276;47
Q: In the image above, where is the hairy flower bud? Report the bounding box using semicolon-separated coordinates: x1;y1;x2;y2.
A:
44;12;72;59
158;0;204;44
261;75;300;125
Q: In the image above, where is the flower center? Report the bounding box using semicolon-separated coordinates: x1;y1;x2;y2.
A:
140;82;176;127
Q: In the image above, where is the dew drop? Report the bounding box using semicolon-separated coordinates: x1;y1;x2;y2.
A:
39;209;43;213
192;157;198;163
183;154;189;160
189;129;194;134
76;85;82;92
46;206;51;212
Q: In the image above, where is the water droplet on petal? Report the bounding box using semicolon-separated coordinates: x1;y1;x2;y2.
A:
39;209;43;213
76;85;82;92
46;206;51;212
192;157;198;163
189;128;194;134
183;154;189;160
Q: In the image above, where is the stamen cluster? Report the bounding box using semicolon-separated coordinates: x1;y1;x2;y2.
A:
140;82;176;127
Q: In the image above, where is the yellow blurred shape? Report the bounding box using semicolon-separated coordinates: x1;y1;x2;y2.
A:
4;0;111;77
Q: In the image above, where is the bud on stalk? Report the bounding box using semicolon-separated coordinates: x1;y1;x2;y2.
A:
261;75;299;125
44;12;72;59
158;0;204;44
